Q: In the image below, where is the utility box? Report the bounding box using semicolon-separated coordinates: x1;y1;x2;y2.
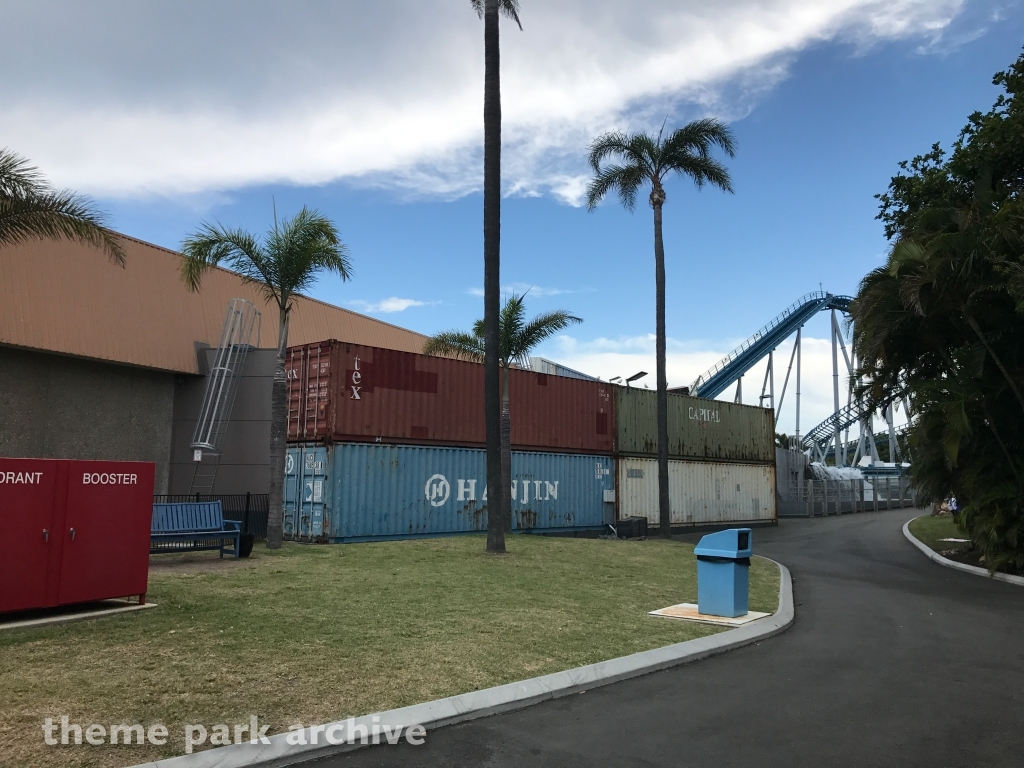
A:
694;528;752;617
0;458;155;614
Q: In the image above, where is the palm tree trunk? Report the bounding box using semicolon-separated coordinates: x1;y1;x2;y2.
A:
652;192;671;539
483;0;505;554
501;364;512;533
266;307;289;549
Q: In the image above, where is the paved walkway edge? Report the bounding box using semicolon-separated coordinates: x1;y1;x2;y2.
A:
902;518;1024;586
132;560;793;768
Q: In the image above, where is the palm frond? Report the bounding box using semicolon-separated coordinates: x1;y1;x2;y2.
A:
663;119;736;161
513;309;582;367
180;207;351;313
0;189;125;265
586;131;662;209
432;293;581;371
423;331;485;362
269;207;352;307
587;132;644;174
180;223;268;296
469;0;522;29
0;148;46;198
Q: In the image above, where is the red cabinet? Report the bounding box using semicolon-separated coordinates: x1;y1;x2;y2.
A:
0;459;154;614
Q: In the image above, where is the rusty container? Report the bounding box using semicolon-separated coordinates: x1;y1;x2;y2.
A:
286;341;615;455
614;386;774;463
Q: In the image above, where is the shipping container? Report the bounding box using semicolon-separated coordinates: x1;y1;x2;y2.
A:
286;341;614;455
284;443;615;542
614;387;774;463
617;457;776;527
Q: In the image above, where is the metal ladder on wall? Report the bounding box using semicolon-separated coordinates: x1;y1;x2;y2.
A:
189;299;261;495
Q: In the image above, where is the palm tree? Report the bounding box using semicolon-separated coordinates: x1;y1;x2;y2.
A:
424;292;581;533
179;207;352;549
585;120;735;538
0;148;125;264
470;0;521;554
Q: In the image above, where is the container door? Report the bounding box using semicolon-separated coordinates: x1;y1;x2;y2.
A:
57;462;155;606
0;459;67;613
283;447;301;538
299;446;329;539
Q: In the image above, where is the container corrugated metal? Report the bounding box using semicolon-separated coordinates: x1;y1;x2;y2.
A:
286;341;615;455
617;457;776;526
614;387;774;463
284;443;615;542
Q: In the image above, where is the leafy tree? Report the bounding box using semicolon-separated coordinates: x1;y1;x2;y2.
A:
0;148;124;264
424;293;581;531
585;121;735;538
180;208;352;549
853;50;1024;572
470;0;522;554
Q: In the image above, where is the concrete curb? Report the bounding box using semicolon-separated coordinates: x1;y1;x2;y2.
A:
131;560;793;768
903;518;1024;586
0;601;156;632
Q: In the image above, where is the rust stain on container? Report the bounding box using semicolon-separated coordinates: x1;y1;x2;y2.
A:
286;341;615;454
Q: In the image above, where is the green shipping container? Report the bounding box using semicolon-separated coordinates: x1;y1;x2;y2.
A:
614;387;774;463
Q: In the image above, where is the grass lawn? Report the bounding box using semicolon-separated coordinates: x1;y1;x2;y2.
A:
1;535;779;768
908;515;970;554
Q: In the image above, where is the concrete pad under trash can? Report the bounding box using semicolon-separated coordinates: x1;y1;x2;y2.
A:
649;603;770;627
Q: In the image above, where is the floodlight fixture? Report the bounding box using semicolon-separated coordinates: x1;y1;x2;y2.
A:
625;371;648;387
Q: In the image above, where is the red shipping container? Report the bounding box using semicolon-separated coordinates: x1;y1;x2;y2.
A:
0;458;154;614
286;341;615;455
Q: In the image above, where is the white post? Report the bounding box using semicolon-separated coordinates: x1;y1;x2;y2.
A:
831;310;842;467
795;327;802;446
887;404;897;463
769;350;775;413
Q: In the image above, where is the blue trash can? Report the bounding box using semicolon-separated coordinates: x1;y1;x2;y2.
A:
694;528;752;617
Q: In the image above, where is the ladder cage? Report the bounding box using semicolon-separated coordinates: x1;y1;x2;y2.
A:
191;298;262;455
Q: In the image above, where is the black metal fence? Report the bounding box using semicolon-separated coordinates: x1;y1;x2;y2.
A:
152;493;269;539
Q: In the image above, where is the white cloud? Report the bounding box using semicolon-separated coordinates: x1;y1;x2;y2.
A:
543;332;903;437
467;282;583;298
0;0;965;202
348;297;434;314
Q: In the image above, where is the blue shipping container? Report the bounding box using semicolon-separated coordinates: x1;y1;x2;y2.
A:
284;443;615;542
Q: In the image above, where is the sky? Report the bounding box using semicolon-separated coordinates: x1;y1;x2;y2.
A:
3;0;1022;436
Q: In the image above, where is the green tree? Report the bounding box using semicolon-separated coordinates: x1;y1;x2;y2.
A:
470;0;522;554
585;121;735;538
0;148;124;264
424;293;581;531
180;208;352;549
853;50;1024;571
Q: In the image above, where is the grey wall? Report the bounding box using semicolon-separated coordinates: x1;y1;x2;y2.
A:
0;345;175;493
168;349;276;495
776;447;811;517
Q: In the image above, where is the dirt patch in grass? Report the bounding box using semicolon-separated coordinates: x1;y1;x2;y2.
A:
1;535;779;768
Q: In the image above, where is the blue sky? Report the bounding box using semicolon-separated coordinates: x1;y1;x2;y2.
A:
3;0;1022;433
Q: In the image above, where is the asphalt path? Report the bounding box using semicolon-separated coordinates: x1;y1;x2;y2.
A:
328;510;1024;768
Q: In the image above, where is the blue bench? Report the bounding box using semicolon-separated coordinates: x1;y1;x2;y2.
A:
151;501;241;558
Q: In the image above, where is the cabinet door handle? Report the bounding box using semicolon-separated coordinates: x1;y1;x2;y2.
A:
69;528;76;541
42;529;49;542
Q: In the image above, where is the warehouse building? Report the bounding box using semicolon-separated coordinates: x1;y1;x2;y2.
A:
0;235;429;495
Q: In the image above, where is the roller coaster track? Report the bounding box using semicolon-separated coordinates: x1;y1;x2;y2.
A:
690;291;853;399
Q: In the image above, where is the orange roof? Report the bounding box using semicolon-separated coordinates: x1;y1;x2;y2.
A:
0;234;429;374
